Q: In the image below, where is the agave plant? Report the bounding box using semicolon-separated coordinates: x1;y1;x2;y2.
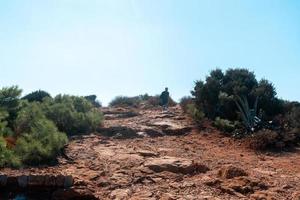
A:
234;95;261;132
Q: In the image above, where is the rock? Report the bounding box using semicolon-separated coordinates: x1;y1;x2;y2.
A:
144;156;209;174
0;175;7;186
181;181;196;188
137;150;158;157
52;188;97;200
282;184;293;190
292;191;300;200
250;191;276;200
204;179;222;187
130;191;153;199
223;178;254;195
28;175;45;187
221;177;268;196
18;175;28;188
218;165;248;179
64;175;74;188
44;175;57;187
151;121;192;135
110;189;132;200
160;193;177;200
110;172;131;185
55;175;65;187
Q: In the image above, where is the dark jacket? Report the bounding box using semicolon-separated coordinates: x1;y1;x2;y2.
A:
160;91;169;105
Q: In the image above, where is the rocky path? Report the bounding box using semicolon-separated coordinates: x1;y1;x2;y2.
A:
1;106;300;199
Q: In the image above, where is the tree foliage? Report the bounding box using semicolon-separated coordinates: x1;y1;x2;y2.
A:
0;86;22;126
22;90;51;102
192;68;282;122
84;95;102;107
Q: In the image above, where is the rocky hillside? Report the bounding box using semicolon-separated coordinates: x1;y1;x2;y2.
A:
1;106;300;199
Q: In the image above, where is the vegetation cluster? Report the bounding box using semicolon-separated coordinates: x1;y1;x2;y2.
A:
0;87;103;168
181;68;300;150
109;94;176;108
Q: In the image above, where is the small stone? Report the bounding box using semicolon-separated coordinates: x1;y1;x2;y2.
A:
160;193;177;200
137;150;158;157
110;189;132;200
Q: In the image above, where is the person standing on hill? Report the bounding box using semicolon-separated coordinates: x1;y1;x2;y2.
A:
160;87;169;110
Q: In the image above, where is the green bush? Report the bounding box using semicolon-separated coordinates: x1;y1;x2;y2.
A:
22;90;51;102
146;95;177;107
15;119;68;165
192;68;283;129
180;96;194;113
13;103;68;165
109;96;141;107
0;110;13;137
0;137;21;168
43;95;103;135
109;94;177;108
84;95;102;108
14;102;46;135
0;86;104;167
288;107;300;129
0;86;22;127
214;117;237;133
186;103;205;124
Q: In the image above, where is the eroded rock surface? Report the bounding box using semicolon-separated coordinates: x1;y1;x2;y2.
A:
1;106;300;199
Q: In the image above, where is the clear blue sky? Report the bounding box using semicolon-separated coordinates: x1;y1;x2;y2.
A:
0;0;299;105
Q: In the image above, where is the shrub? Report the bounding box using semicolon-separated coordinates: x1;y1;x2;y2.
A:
15;119;68;165
288;107;300;129
0;86;22;127
192;68;283;130
84;95;102;108
0;137;21;168
0;110;13;137
186;103;205;124
180;96;194;113
110;94;177;108
286;107;300;142
109;96;141;107
22;90;51;102
14;102;46;135
214;117;237;133
43;95;103;135
246;130;279;150
146;95;177;107
13;103;68;165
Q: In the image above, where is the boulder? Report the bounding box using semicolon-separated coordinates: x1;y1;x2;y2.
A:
218;165;248;179
144;156;209;174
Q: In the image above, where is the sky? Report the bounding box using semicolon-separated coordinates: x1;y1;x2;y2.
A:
0;0;300;105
